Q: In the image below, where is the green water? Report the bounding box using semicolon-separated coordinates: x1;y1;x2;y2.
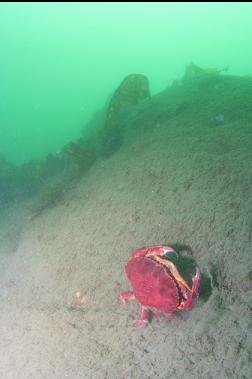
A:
0;2;251;164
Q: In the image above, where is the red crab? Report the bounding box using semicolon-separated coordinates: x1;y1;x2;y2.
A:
120;245;201;327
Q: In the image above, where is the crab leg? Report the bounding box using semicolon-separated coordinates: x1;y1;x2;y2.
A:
120;293;150;327
120;291;136;303
133;306;150;327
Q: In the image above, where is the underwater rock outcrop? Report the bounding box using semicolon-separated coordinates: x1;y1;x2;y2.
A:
62;140;97;175
30;180;65;219
0;154;15;208
100;73;150;156
182;62;228;83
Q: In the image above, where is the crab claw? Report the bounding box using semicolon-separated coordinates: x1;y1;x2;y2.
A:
178;267;201;311
132;245;177;258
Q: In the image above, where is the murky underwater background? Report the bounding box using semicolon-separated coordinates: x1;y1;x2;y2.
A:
0;3;252;379
1;2;252;210
0;2;252;163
